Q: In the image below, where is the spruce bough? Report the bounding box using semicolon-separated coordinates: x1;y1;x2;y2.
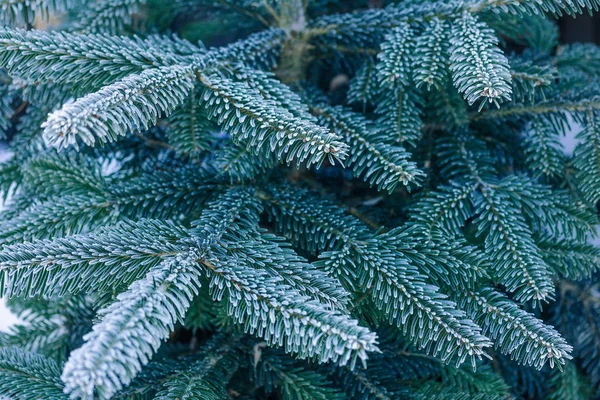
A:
0;0;599;399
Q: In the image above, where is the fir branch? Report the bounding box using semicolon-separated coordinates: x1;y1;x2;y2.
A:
208;27;286;69
260;185;492;366
0;0;76;26
72;0;146;34
454;288;572;369
524;116;566;179
153;333;240;400
0;296;95;364
537;237;600;280
0;165;222;244
0;347;67;399
61;251;204;399
2;1;600;397
214;141;277;182
547;362;591;400
470;96;600;121
574;111;600;204
408;181;477;237
496;176;597;242
413;17;449;91
392;226;489;291
510;60;556;103
199;73;347;168
234;67;314;121
331;363;394;400
376;23;414;88
0;219;195;298
347;61;377;106
449;13;512;109
202;246;378;368
255;350;346;400
0;28;184;87
163;92;214;156
469;0;600;17
42;66;195;150
309;103;424;192
473;187;554;303
374;86;423;147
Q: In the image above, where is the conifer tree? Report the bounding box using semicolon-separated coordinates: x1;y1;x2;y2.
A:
1;0;600;399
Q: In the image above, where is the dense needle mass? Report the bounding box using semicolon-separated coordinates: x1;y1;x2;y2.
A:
0;1;599;399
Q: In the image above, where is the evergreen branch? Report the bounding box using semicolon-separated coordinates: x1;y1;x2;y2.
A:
510;59;556;102
42;66;195;150
0;296;94;364
208;27;286;69
3;0;600;397
153;333;240;400
203;246;378;368
310;0;600;42
111;355;186;399
73;0;146;34
191;187;351;310
447;137;555;303
0;193;119;245
0;27;283;89
331;363;394;400
547;362;591;400
0;28;183;87
574;111;600;204
470;97;600;121
0;347;67;400
537;237;600;280
408;181;477;237
309;103;424;192
0;0;76;26
0;158;19;203
50;189;256;398
376;23;414;88
449;13;512;109
260;185;492;365
163;93;214;156
436;134;496;184
347;61;377;106
199;73;347;168
437;363;510;399
392;226;490;291
0;219;194;298
255;350;346;400
0;165;222;244
469;0;600;16
405;381;504;400
211;0;272;26
496;176;597;242
234;67;314;120
555;43;600;77
374;86;423;146
0;80;12;139
524;116;566;179
308;2;466;44
413;17;449;91
473;187;554;303
454;288;572;369
61;252;204;400
214;140;277;182
259;184;365;255
225;230;352;311
22;154;109;197
184;284;219;332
